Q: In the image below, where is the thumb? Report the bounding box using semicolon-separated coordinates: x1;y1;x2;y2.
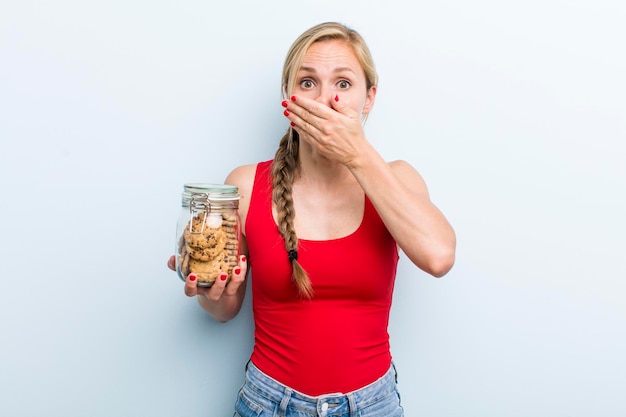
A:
184;273;198;297
330;94;351;116
331;94;361;121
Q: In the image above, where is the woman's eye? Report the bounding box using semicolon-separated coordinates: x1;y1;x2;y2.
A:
300;79;314;88
338;80;351;89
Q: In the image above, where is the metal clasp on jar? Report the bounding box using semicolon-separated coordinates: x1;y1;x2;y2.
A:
188;193;224;234
188;192;211;234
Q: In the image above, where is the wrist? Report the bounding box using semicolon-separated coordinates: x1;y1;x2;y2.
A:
346;141;383;172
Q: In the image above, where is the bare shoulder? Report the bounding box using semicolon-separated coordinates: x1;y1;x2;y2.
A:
224;163;257;196
388;159;420;176
388;159;430;197
224;163;258;224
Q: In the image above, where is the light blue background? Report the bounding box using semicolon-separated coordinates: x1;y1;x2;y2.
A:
1;1;625;416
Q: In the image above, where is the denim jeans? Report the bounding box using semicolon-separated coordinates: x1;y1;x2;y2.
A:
233;361;404;417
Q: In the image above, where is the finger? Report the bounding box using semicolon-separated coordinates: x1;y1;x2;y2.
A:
184;273;198;297
330;93;349;115
290;94;330;117
167;255;176;271
286;95;326;132
284;108;318;137
205;272;229;302
237;254;248;278
330;94;361;122
223;255;248;296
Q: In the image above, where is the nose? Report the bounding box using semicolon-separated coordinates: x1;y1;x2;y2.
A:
314;84;333;107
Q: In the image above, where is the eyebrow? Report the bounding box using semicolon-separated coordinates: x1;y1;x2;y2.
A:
299;66;356;75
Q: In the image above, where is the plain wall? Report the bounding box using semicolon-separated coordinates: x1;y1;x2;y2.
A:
1;0;625;416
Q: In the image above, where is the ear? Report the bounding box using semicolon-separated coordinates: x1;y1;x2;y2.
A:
362;85;377;115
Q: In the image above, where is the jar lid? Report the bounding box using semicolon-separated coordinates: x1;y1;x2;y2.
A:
183;183;239;201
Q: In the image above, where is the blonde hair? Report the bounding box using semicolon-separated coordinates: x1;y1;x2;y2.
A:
272;22;378;299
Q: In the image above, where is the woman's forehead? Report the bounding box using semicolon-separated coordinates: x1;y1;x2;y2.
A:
301;40;360;70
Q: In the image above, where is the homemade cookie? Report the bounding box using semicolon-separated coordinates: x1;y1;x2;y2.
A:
189;251;227;284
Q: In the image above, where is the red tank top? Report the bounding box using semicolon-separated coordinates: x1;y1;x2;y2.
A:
246;160;399;395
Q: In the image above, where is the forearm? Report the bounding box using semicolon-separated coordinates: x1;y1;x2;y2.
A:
348;145;456;276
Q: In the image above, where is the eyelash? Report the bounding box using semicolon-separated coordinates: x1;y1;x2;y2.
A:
298;79;352;89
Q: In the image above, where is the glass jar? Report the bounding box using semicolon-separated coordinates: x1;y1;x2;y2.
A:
175;183;241;287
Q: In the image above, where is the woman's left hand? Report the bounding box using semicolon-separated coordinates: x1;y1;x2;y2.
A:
283;95;367;168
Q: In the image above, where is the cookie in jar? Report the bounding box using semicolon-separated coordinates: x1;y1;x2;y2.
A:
175;184;241;286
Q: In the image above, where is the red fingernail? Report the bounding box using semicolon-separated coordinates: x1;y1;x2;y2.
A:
281;100;288;107
291;95;296;101
290;122;295;127
334;94;339;102
234;267;241;275
189;274;196;281
219;272;228;281
283;109;289;117
241;256;246;262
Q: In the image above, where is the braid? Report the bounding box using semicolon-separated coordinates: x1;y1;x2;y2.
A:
271;130;314;299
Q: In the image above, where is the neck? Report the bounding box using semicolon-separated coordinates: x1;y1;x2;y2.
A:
296;144;352;186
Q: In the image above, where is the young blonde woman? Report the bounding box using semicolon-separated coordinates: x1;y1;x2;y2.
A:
168;21;456;417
